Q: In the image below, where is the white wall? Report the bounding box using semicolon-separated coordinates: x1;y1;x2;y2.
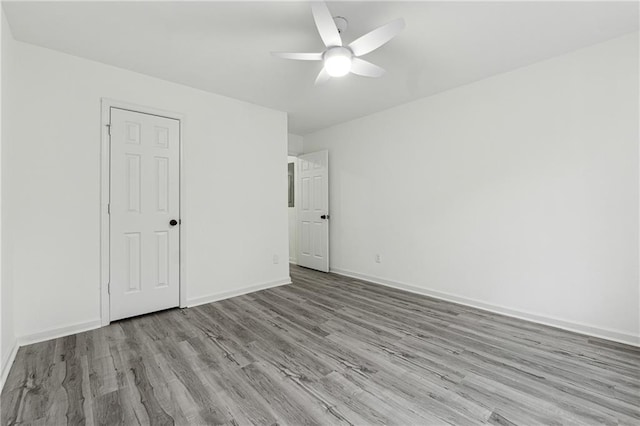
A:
1;10;17;385
6;39;289;340
304;33;640;345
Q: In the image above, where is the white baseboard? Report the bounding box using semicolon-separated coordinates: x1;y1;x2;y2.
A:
186;277;292;308
0;340;19;393
18;319;102;347
1;279;291;390
2;318;101;392
331;268;640;348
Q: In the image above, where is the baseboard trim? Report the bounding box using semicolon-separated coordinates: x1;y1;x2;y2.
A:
0;340;19;393
2;318;102;392
331;268;640;348
8;278;289;346
186;277;292;308
2;278;291;388
18;319;102;347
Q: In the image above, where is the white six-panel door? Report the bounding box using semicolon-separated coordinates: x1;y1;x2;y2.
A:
297;150;329;272
109;108;180;321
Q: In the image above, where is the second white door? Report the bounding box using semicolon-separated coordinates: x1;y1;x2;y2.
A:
297;150;329;272
109;108;180;321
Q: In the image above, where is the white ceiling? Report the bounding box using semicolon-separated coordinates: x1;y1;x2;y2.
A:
3;1;638;134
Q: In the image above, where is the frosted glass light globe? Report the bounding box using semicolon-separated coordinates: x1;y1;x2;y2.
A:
323;47;352;77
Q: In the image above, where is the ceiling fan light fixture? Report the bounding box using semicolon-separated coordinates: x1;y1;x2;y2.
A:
323;47;352;77
272;2;405;84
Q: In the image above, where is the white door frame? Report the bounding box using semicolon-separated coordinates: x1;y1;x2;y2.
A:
100;98;186;326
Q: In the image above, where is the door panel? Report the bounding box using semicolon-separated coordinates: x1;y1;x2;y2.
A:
155;231;169;287
124;232;141;291
297;150;329;272
110;108;180;321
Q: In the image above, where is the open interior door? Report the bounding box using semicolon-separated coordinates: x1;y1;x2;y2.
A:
296;150;329;272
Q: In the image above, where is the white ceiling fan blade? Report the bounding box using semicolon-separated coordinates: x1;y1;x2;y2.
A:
350;58;386;78
315;67;331;85
348;18;405;57
271;52;323;61
311;2;342;48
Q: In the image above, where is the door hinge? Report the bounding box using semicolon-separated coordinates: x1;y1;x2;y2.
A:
107;281;110;294
107;203;110;214
106;123;111;136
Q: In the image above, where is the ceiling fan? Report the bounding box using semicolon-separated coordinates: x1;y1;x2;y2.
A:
272;2;405;85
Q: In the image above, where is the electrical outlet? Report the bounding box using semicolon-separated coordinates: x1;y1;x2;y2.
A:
375;254;381;263
273;254;279;264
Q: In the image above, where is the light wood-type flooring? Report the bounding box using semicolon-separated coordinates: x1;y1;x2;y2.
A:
2;265;639;425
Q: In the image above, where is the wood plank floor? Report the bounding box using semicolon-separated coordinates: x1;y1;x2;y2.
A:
2;265;639;425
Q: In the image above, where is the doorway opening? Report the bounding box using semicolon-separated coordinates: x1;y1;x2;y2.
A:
288;156;298;265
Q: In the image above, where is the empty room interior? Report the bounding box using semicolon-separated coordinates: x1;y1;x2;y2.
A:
0;0;639;424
